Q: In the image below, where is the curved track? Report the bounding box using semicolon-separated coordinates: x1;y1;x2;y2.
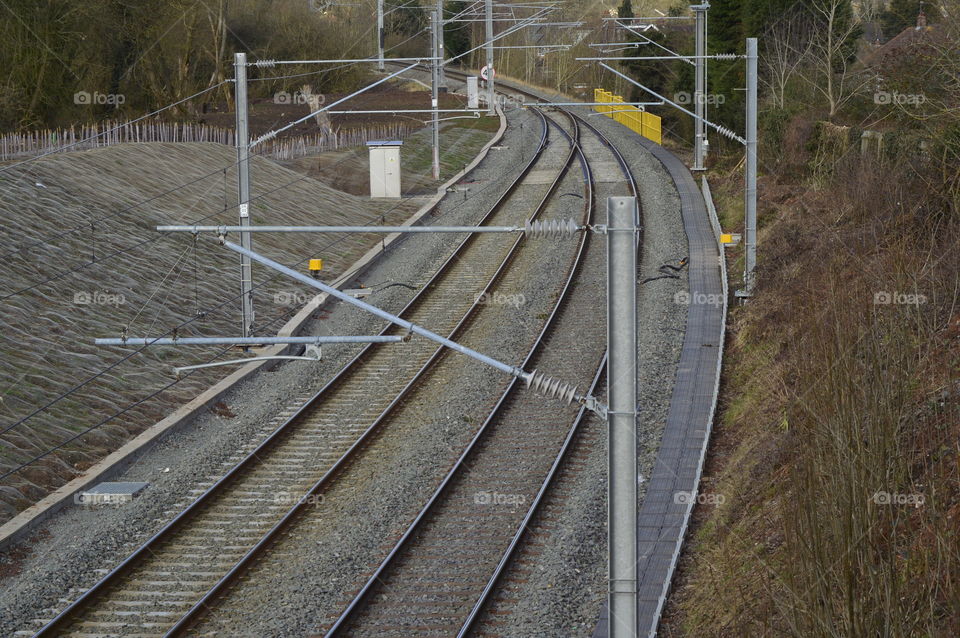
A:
176;107;592;637
30;106;581;637
321;72;642;637
30;69;692;638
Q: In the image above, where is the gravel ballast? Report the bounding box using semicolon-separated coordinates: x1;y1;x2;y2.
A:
470;95;691;636
0;75;695;638
0;104;544;636
183;114;589;637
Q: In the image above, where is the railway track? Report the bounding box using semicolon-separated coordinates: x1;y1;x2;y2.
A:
458;106;641;638
177;107;589;636
27;105;586;637
312;72;642;637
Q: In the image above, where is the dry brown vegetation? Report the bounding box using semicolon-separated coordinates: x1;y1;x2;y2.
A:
662;91;960;638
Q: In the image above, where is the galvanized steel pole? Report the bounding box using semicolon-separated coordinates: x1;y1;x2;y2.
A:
377;0;385;71
437;0;446;88
607;196;638;638
432;10;442;180
744;37;757;295
235;53;255;337
692;3;709;171
485;0;496;114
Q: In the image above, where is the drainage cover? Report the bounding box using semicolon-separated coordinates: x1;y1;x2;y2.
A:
76;481;149;506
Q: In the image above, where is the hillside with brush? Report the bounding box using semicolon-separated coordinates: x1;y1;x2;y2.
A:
657;0;960;635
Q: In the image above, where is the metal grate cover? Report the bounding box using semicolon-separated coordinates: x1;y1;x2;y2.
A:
76;482;149;506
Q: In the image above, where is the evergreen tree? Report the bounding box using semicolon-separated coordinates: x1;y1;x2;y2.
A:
621;28;671;99
881;0;937;39
743;0;802;37
386;1;427;36
613;0;671;98
708;0;745;54
444;0;472;62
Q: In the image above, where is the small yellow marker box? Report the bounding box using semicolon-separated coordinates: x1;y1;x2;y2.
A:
308;258;324;272
720;233;742;246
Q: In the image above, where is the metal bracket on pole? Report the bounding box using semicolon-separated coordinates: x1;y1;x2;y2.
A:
607;196;638;638
235;52;255;338
213;239;607;413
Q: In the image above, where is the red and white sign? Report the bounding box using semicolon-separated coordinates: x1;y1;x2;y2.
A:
480;65;495;81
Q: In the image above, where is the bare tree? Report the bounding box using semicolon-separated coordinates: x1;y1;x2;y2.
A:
761;6;814;109
205;0;232;110
801;0;872;117
301;85;334;139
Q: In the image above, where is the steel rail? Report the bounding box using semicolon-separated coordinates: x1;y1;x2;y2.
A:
459;83;644;636
32;106;552;638
381;64;645;636
166;107;581;636
323;103;604;636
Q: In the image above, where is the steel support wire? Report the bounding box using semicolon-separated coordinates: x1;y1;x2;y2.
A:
219;240;605;411
250;63;419;147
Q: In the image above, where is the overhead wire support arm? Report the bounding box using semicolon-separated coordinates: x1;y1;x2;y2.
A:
491;44;571;50
218;240;606;414
250;57;431;67
597;62;746;144
443;6;553;68
603;15;694;20
321;109;482;114
579;54;740;61
589;42;644;49
522;101;662;108
614;21;694;65
250;63;420;148
158;219;584;238
95;336;407;347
